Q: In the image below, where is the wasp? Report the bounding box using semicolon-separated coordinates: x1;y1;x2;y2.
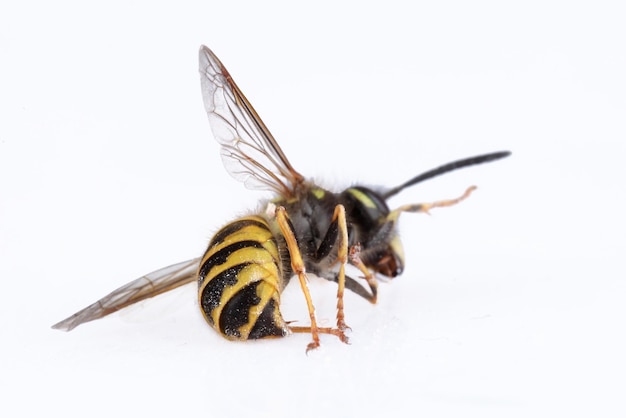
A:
52;46;510;351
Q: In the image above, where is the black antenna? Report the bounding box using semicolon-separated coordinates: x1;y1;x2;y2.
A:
382;151;511;199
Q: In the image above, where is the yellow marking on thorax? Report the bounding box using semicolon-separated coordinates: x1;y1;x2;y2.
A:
311;188;325;199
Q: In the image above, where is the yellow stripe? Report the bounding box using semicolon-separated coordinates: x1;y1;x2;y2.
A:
198;215;286;339
211;222;272;251
211;257;281;336
348;188;377;208
199;218;280;276
237;280;280;338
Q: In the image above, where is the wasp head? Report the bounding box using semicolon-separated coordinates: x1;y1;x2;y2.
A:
341;187;405;278
340;150;511;279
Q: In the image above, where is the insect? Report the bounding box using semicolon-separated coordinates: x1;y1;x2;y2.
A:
52;45;510;351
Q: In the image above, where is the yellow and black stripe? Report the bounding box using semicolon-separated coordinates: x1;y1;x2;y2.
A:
197;216;289;340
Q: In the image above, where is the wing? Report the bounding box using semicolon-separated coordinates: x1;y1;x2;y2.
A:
199;45;305;198
52;258;200;331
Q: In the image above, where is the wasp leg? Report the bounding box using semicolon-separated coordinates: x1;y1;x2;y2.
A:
275;206;348;352
307;204;353;334
289;325;349;346
332;274;376;303
348;244;378;304
331;204;350;332
392;186;477;216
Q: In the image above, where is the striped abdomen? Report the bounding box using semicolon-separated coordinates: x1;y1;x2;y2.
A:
198;216;289;340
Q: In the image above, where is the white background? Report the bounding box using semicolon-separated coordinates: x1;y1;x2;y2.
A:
1;1;625;417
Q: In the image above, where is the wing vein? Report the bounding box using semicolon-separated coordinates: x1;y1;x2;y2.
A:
199;45;304;197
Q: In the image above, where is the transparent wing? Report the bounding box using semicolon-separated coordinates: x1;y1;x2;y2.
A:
199;45;305;198
52;258;200;331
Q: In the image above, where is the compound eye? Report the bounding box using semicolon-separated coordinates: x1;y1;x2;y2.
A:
374;236;405;278
374;251;404;278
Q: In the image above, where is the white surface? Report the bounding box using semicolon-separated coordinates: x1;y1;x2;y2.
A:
1;1;625;417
